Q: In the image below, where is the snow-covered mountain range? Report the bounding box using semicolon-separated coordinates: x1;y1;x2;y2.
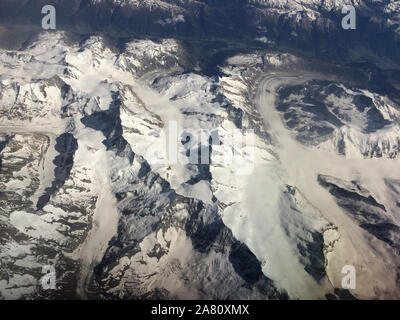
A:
0;1;399;301
1;0;400;64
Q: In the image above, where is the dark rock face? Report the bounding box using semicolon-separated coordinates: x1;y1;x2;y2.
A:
296;231;326;282
276;79;400;158
81;91;131;159
318;174;400;255
277;81;345;145
37;133;78;210
0;135;14;171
